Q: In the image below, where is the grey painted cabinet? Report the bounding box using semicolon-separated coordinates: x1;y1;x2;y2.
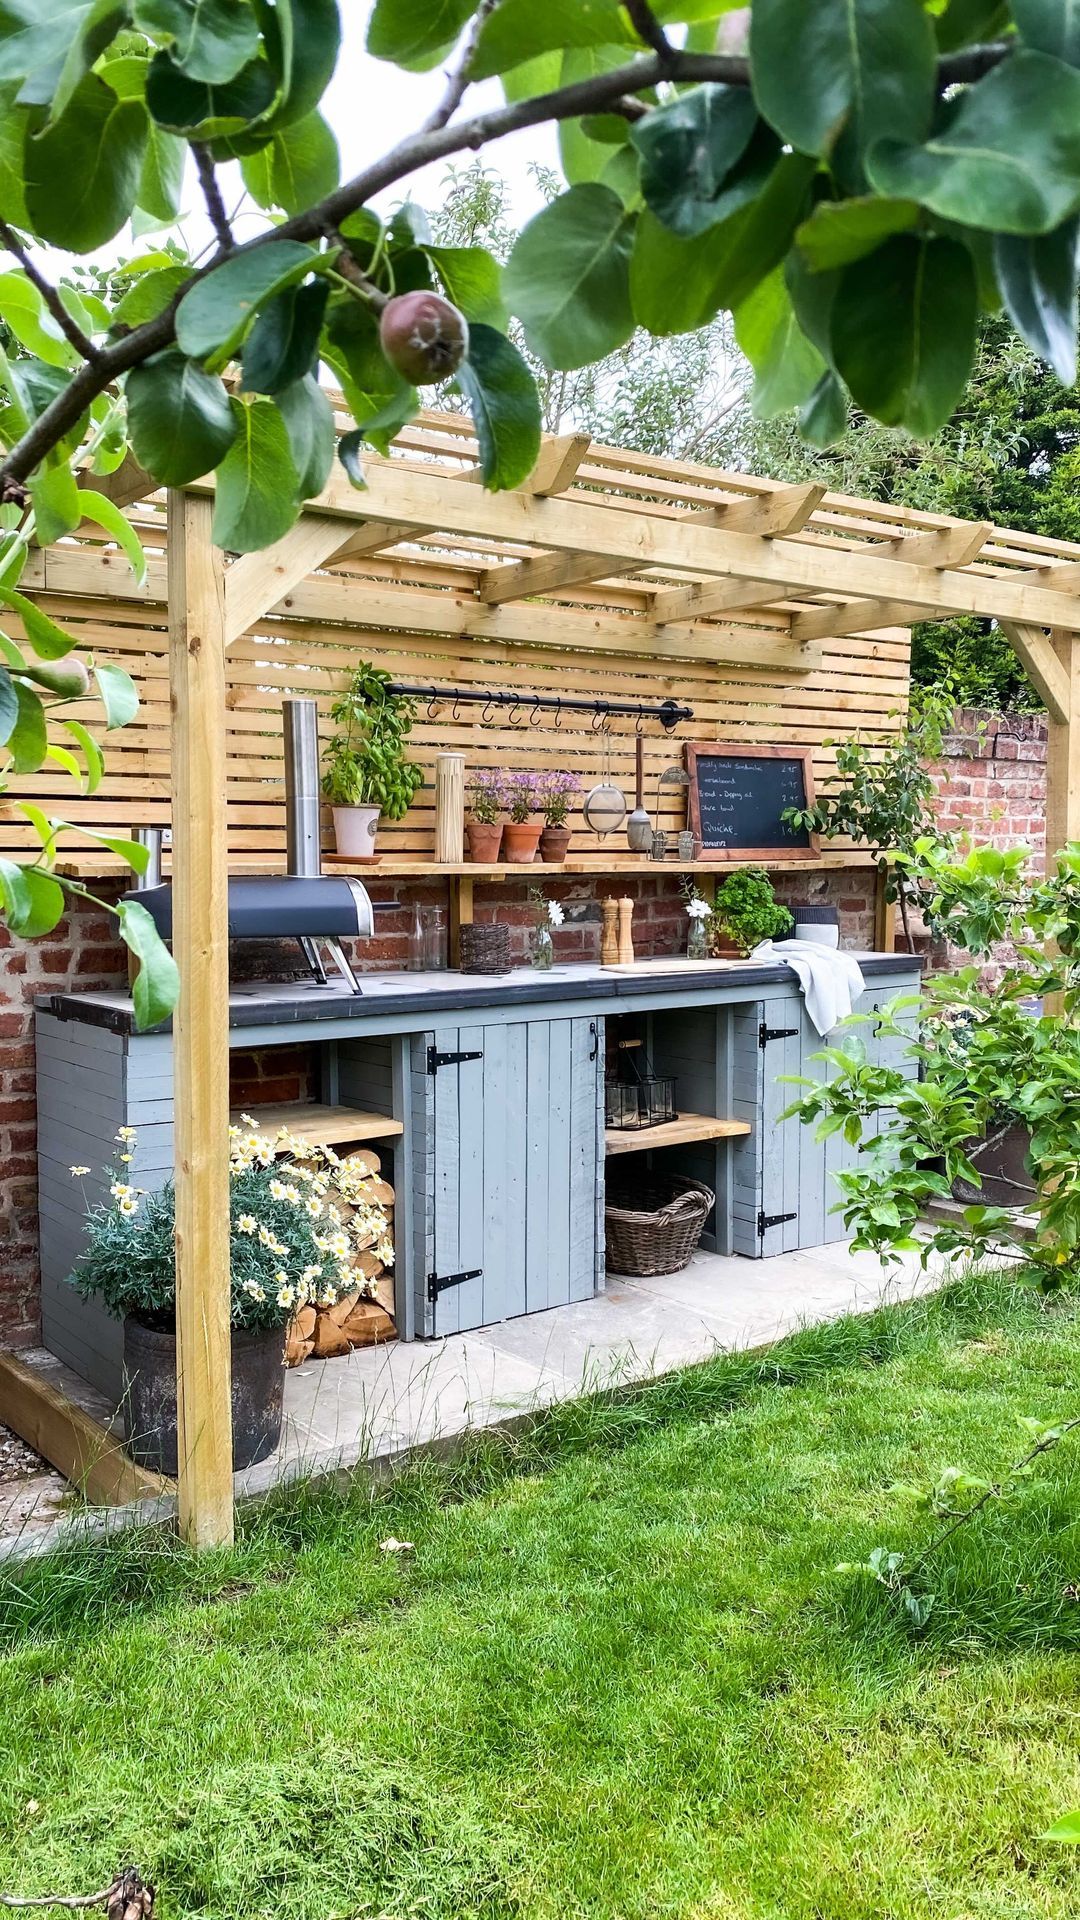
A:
411;1015;605;1337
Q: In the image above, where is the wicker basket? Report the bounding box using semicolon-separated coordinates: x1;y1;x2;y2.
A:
605;1174;715;1277
459;922;512;974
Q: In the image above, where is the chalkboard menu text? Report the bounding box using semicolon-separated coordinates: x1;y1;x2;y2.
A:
685;743;820;862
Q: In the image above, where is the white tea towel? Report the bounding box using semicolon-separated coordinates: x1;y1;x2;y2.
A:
750;939;866;1037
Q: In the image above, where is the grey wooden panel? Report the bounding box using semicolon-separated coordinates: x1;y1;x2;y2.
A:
410;1034;435;1336
501;1021;529;1318
337;1035;395;1117
479;1021;509;1328
569;1016;600;1302
431;1024;462;1337
730;1002;765;1257
524;1020;550;1314
544;1020;572;1312
453;1023;486;1334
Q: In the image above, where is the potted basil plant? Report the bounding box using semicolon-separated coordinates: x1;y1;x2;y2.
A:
322;663;424;859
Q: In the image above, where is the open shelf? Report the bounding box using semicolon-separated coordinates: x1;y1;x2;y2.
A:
231;1102;404;1150
604;1113;751;1157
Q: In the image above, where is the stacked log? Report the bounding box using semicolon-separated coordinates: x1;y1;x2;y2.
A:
284;1146;397;1365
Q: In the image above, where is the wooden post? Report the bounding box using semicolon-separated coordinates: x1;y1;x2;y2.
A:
873;867;896;953
449;873;473;967
168;490;234;1549
1045;632;1080;872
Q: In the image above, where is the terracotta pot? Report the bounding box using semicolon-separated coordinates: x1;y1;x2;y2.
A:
122;1317;284;1476
502;821;543;864
539;825;571;864
332;804;379;859
466;819;503;863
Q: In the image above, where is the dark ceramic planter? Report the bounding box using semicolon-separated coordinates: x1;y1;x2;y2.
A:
122;1316;285;1476
951;1121;1036;1207
539;825;571;863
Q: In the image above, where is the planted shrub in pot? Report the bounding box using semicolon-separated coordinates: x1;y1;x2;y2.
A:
322;663;423;858
501;770;543;863
68;1118;391;1474
537;769;582;863
466;766;504;863
712;867;793;956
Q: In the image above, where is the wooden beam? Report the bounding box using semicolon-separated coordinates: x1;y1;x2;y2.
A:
998;619;1072;725
0;1349;171;1508
884;520;993;568
710;481;825;536
790;597;923;644
224;515;350;645
168;489;234;1550
521;431;591;496
88;453;156;511
651;574;802;625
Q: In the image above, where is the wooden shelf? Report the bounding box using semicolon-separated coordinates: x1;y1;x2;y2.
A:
319;853;865;879
605;1113;751;1156
231;1102;403;1149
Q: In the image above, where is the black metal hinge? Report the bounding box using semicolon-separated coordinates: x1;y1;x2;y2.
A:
427;1267;482;1303
427;1046;483;1074
759;1022;799;1049
758;1209;797;1239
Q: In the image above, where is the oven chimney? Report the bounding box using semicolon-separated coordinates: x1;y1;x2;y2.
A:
283;697;322;877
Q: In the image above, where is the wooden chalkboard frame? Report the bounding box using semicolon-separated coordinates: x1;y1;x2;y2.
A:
684;742;821;863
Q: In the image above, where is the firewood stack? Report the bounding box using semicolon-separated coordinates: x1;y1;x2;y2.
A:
284;1146;397;1365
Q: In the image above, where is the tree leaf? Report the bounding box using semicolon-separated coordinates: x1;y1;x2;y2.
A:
175;237;320;358
254;0;341;133
750;0;936;170
0;856;64;936
29;461;80;545
1012;0;1080;65
0;270;75;367
799;370;849;448
869;51;1080;236
277;373;334;498
111;262;189;327
423;245;507;328
556;44;640;193
241;277;328;394
735;268;826;419
366;0;474;72
126;347;237;485
144;50;275;133
74;489;149;587
133;0;259;84
454;323;542;491
630;84;759;237
469;0;633;80
61;716;104;792
93;660;139;729
1042;1812;1080;1843
338;428;364;488
796;196;920;272
0;0;118;107
138;118;186;222
239;108;338;213
117;896;180;1028
0;586;75;658
830;233;977;437
504;182;635;369
24;73;147;250
994;218;1080;386
8;679;46;771
0;666;17;746
212;395;301;551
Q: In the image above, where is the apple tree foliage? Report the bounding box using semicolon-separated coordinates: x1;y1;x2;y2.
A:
0;0;1077;1019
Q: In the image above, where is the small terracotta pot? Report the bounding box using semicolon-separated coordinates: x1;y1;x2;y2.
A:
466;819;503;863
539;825;571;864
502;821;542;864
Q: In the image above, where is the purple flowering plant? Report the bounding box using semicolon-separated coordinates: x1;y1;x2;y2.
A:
535;769;583;828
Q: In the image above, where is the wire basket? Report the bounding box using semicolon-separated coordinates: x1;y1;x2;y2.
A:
605;1174;715;1276
459;923;512;974
604;1076;678;1130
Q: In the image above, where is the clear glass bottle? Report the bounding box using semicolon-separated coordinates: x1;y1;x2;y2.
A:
423;905;448;971
408;900;426;971
687;915;709;961
530;924;554;970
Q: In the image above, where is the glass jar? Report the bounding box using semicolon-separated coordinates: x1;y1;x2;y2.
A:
530;924;554;970
423;906;447;971
687;915;709;961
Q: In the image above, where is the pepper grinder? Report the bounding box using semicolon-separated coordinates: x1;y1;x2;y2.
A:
617;896;634;965
601;897;619;965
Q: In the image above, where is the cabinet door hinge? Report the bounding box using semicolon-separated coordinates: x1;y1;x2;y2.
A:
759;1022;799;1049
428;1046;483;1074
427;1267;482;1304
758;1209;797;1239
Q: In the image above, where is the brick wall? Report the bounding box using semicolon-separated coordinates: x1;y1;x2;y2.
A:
0;862;877;1349
929;707;1048;856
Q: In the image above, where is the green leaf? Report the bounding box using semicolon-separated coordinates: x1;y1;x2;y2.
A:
25;74;147;251
800;370;849;448
29;461;80;545
0;87;28;222
239;108;338;212
750;0;935;169
144;50;275;133
277;373;334;498
630;84;758;237
556;45;640;193
117;896;180;1028
126;348;237;485
869;51;1080;236
8;678;45;771
133;0;259;84
74;825;150;870
61;716;103;792
366;0;474;71
241;277;328;394
454;323;542;491
175;238;320;359
830;233;977;437
500;50;561;102
0;586;75;659
796;196;920;272
254;0;341;133
74;490;149;588
212;396;301;551
1042;1812;1080;1842
0;0;116;106
735;268;826;419
423;246;507;328
0;856;63;935
1012;0;1080;65
504;182;635;370
994;218;1080;386
469;0;633;80
138;118;186;223
338;428;364;488
111;262;189;328
0;666;16;745
0;271;75;367
93;659;139;728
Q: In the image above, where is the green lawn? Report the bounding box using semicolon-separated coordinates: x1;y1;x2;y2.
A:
2;1270;1080;1919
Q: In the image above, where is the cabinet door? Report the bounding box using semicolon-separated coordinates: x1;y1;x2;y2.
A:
420;1015;603;1336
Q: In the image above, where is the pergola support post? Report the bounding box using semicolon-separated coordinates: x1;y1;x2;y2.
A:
168;490;234;1549
1045;630;1080;870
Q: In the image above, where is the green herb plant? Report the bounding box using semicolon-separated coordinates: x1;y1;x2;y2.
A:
712;867;792;955
321;664;423;818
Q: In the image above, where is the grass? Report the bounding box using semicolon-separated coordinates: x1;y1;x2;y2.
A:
2;1268;1080;1918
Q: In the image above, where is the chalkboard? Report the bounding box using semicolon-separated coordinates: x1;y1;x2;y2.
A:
685;743;820;862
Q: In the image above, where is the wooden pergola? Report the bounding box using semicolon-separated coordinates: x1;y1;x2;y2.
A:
13;407;1080;1545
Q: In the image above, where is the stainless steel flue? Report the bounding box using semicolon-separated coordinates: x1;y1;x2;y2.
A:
283;696;322;877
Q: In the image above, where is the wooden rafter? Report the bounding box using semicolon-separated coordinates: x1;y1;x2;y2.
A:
224;515;352;645
997;619;1072;724
790;597;924;644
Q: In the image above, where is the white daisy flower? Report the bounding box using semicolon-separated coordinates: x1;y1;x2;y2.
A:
69;1165;90;1178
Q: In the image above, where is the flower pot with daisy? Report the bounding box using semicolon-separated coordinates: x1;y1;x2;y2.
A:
68;1118;395;1474
537;769;582;863
501;770;543;863
528;887;564;969
466;766;504;863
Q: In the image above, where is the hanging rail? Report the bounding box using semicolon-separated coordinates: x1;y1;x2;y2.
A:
386;684;693;730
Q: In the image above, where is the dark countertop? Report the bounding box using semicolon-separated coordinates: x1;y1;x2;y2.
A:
37;952;923;1037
